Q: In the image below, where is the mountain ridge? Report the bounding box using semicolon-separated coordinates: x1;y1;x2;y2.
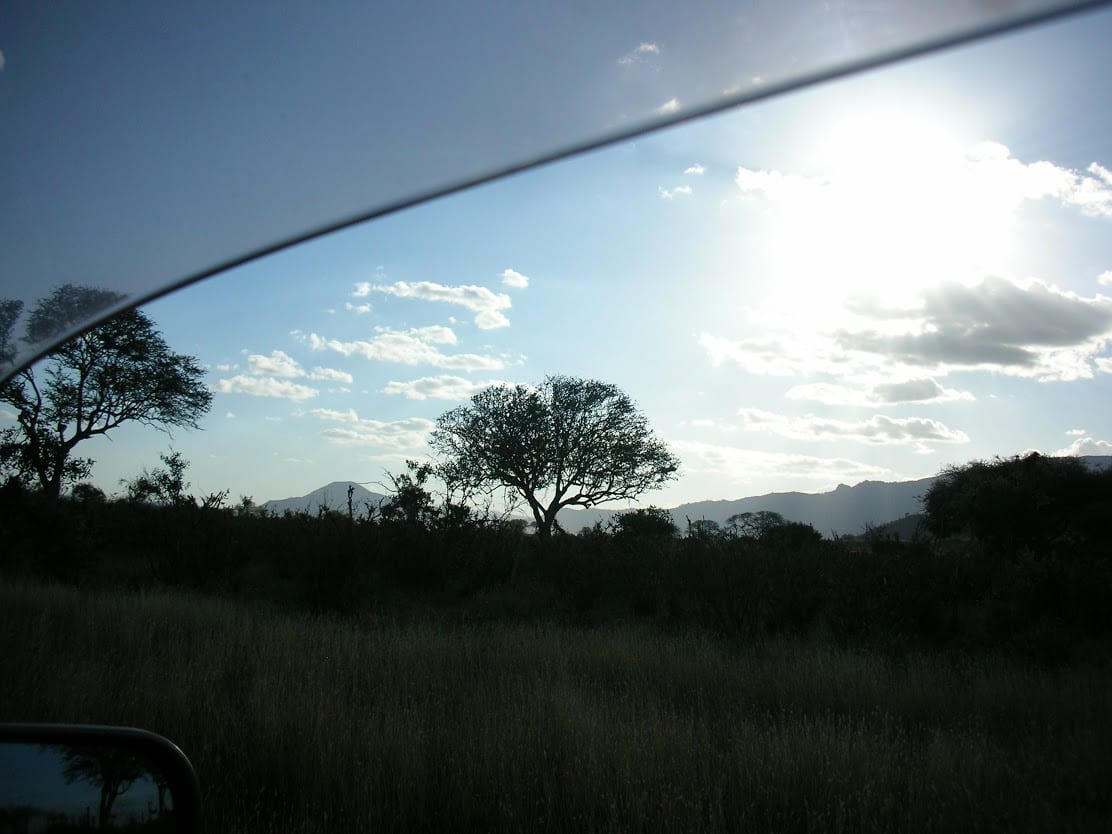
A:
263;456;1112;534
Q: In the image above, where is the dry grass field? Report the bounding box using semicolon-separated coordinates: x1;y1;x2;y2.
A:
3;581;1109;833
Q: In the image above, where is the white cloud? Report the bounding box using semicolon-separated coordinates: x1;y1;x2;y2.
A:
786;378;974;406
1054;436;1112;456
659;185;692;200
737;142;1112;221
381;375;505;400
308;408;435;452
246;350;303;378
345;302;372;314
735;167;830;203
373;280;512;329
1066;428;1086;436
308;367;353;384
501;269;530;289
215;375;318;401
1098;271;1112;286
1091;163;1112;187
618;42;660;66
736;407;969;449
239;351;353;387
225;412;236;419
698;331;837;376
215;363;236;372
295;326;503;372
672;439;895;492
352;282;372;297
704;277;1112;384
836;278;1112;382
654;98;680;116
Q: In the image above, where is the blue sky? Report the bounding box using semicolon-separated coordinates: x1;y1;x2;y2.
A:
3;5;1111;509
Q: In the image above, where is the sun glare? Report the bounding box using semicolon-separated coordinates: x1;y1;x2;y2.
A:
757;113;1016;319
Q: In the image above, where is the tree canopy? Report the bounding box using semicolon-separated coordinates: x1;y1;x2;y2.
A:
430;375;679;538
921;452;1112;551
1;285;212;497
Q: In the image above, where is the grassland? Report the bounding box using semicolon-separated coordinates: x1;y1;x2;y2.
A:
3;581;1109;833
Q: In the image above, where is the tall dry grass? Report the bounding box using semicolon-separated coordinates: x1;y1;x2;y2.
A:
2;581;1109;833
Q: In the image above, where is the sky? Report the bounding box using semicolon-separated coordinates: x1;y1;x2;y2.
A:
3;5;1111;510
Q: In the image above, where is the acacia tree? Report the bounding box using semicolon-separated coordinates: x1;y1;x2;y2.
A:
0;285;212;498
430;375;679;538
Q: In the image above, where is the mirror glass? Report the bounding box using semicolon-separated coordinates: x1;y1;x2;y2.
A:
0;742;178;832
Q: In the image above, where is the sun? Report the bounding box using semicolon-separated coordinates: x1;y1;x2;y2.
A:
754;111;1015;317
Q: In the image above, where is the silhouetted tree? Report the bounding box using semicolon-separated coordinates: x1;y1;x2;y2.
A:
610;506;678;539
123;450;194;506
726;510;787;539
0;286;211;498
431;376;679;538
380;460;439;526
59;745;146;830
922;453;1104;552
0;298;22;370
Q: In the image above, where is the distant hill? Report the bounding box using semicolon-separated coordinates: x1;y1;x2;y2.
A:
264;456;1111;533
559;476;936;537
263;481;387;516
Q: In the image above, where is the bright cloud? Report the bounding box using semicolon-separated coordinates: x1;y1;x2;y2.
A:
381;375;505;400
659;185;692;200
345;302;372;314
1099;271;1112;286
352;282;372;297
1053;435;1112;456
240;350;351;387
732;139;1112;317
1066;428;1086;436
214;375;318;401
501;268;530;289
685;164;705;175
703;277;1112;383
836;278;1112;381
672;439;896;492
786;378;975;406
246;350;303;378
295;326;504;371
618;42;660;66
373;280;512;329
698;332;840;376
654;98;679;116
308;408;435;452
736;407;969;449
308;367;353;384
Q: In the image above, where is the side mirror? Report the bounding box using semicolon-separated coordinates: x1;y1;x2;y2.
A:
0;724;200;832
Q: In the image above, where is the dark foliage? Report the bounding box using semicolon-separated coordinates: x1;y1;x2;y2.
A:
2;453;1110;664
1;287;212;498
431;376;679;538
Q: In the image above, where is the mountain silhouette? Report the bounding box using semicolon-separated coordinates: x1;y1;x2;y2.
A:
262;481;387;516
264;456;1112;534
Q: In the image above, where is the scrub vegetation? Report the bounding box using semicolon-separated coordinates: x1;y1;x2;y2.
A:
2;453;1111;832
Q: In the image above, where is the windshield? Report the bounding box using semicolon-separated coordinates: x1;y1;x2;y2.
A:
1;0;1108;376
15;2;1099;508
3;6;1112;834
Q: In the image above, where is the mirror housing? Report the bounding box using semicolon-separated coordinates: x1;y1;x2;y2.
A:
0;724;200;832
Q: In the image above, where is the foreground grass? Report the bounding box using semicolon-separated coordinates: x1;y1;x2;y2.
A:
2;582;1109;833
